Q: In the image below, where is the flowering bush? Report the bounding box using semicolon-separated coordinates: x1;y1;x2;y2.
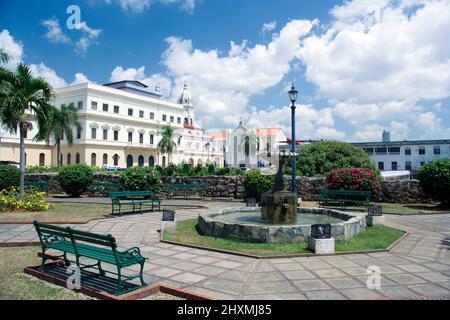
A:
418;158;450;206
325;167;382;195
0;188;50;212
121;166;162;193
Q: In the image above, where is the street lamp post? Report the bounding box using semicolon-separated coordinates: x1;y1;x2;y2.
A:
288;84;298;198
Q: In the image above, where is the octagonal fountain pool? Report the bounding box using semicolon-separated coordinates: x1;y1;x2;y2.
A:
198;207;366;243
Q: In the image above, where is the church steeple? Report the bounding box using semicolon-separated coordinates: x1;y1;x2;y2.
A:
178;82;194;127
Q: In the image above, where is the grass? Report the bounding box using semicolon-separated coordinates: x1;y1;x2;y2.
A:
163;219;405;256
301;201;449;215
0;246;88;300
0;203;111;223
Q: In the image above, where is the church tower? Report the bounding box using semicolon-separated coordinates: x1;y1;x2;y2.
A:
178;82;194;128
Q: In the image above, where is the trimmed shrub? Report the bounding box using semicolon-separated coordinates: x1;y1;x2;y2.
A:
121;166;162;193
297;141;377;177
418;158;450;206
57;164;94;197
0;165;20;190
0;187;49;212
325;166;382;195
25;165;58;173
244;170;274;201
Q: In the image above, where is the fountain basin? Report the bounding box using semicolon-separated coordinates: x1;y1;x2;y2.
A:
198;207;366;243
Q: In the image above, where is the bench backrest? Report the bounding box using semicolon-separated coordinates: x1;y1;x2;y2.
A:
33;221;71;244
68;228;117;249
109;190;153;199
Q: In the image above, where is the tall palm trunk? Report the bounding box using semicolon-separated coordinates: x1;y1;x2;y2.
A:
56;137;61;167
19;123;26;196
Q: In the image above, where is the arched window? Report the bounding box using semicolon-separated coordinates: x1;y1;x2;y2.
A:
39;153;45;166
67;153;72;165
162;156;166;167
148;156;155;167
113;154;119;166
91;153;96;166
127;155;133;168
189;158;194;167
75;153;80;164
138;155;144;166
103;153;108;166
197;159;203;167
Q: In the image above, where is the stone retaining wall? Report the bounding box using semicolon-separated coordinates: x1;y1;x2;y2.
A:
25;173;430;203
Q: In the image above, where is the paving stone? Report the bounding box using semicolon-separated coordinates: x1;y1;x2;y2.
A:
246;281;298;295
312;268;347;279
304;290;347;300
293;279;331;292
282;270;316;280
217;270;251;282
171;261;203;271
190;256;221;264
386;273;428;285
415;272;450;283
171;252;199;260
355;275;396;287
408;284;450;296
273;262;304;271
253;272;284;282
378;257;413;265
327;259;361;268
340;287;384;300
213;260;243;269
325;277;365;289
299;261;334;270
397;264;432;273
152;257;182;266
170;272;207;284
257;262;276;272
194;265;227;276
153;249;179;256
199;278;245;295
150;267;183;278
342;267;370;276
422;262;450;272
379;265;404;274
376;286;417;299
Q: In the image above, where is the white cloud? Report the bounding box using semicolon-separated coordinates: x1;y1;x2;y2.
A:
74;22;102;56
41;17;71;44
261;21;277;35
72;73;92;85
109;66;173;97
29;63;68;88
104;0;197;13
0;29;24;69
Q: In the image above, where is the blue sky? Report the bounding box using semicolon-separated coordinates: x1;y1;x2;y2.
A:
1;0;449;142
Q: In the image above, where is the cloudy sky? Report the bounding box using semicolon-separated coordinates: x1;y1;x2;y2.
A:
1;0;449;142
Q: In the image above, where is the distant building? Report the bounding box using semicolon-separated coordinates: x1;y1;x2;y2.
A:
352;132;450;176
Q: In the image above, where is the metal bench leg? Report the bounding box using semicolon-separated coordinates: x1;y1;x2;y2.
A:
98;261;105;276
39;248;47;271
139;262;146;286
116;266;123;295
63;252;70;267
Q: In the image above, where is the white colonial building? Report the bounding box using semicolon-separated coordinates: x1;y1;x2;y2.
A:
0;80;223;168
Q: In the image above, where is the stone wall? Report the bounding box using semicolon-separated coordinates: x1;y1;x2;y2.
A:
25;173;431;203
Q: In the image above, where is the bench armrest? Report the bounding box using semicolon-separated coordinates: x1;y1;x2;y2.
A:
119;247;147;260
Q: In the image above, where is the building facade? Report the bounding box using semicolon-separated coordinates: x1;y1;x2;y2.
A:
352;132;450;174
0;80;222;168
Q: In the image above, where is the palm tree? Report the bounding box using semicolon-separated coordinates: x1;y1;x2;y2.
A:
0;63;54;195
157;125;177;165
0;49;9;64
239;130;260;167
47;103;81;167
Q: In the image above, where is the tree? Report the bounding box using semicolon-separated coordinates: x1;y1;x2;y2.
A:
157;125;177;165
0;63;54;195
418;158;450;207
47;103;81;166
296;141;377;177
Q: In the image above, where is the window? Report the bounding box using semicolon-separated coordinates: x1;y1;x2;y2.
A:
177;117;181;124
91;101;97;110
91;153;97;166
91;128;97;139
419;147;425;155
103;153;108;165
113;130;119;141
77;101;83;110
39;153;45;166
67;153;71;165
391;162;398;171
434;146;441;155
375;148;387;155
128;108;133;116
113;154;119;166
113;105;119;113
388;147;400;154
363;148;374;155
102;103;109;112
76;127;81;139
139;110;144;118
128;132;133;142
139;133;144;144
170;116;174;123
420;161;425;166
405;148;411;155
405;161;411;171
127;155;133;168
149;156;155;167
150;112;154;120
103;129;108;140
150;134;154;145
162;114;167;121
76;153;80;164
138;155;144;166
267;143;271;157
378;162;384;170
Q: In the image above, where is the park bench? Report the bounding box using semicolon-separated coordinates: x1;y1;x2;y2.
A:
166;183;206;199
109;190;161;215
33;221;147;295
88;182;123;196
24;181;49;193
319;189;372;211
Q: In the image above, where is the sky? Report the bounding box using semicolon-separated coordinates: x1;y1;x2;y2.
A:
0;0;449;142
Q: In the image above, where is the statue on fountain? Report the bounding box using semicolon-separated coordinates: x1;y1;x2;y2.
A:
261;152;297;224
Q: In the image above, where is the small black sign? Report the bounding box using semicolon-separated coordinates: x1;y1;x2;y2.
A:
368;205;383;216
311;224;332;239
162;209;175;221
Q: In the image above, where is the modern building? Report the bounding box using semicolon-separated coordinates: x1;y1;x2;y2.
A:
0;80;223;168
352;131;450;175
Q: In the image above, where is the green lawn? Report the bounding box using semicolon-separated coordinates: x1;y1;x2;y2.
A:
163;219;405;256
302;201;448;215
0;246;87;300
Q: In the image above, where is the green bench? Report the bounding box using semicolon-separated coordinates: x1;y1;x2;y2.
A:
33;221;147;295
109;190;161;215
166;183;206;199
88;182;123;196
319;189;372;211
24;181;49;192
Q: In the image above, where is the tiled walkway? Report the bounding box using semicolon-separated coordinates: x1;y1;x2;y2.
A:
1;201;449;300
